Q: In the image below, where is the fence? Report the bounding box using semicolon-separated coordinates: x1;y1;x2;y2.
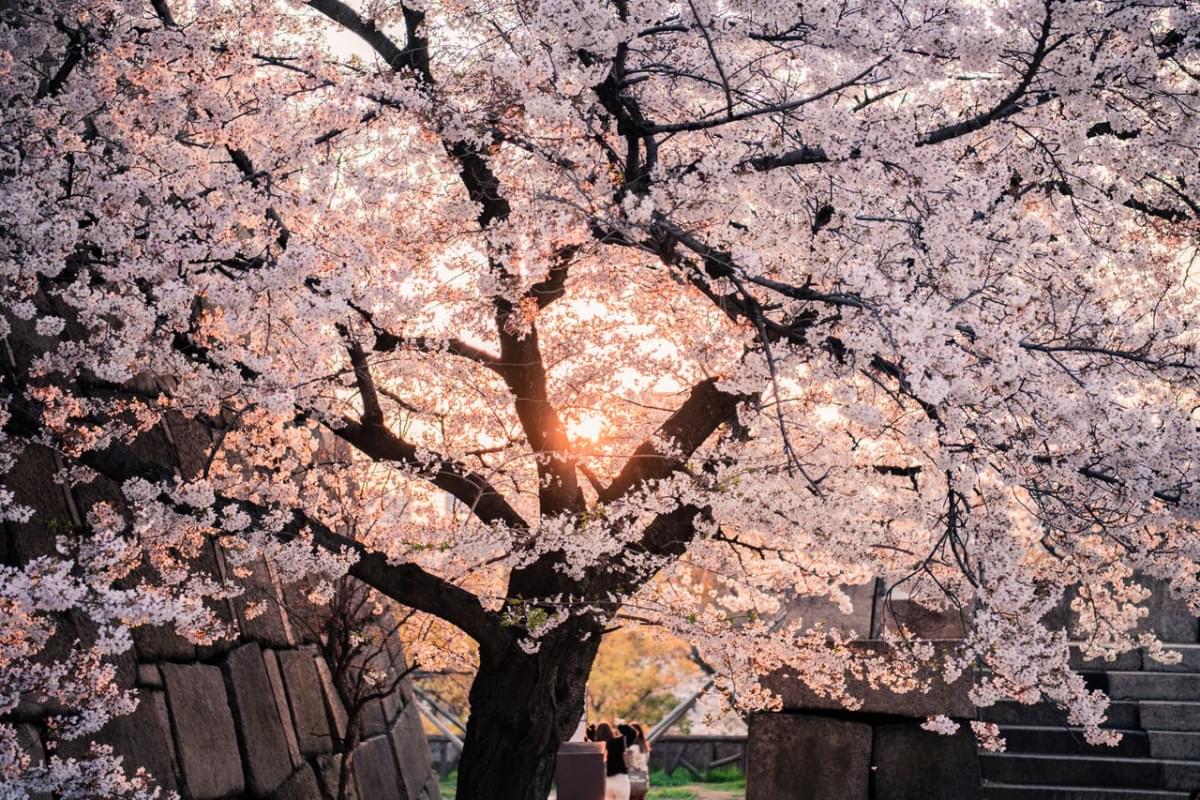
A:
427;735;747;779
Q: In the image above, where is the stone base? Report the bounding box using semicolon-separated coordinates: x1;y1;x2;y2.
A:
746;712;981;800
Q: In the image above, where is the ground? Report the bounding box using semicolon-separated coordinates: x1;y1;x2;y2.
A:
649;785;744;800
437;769;746;799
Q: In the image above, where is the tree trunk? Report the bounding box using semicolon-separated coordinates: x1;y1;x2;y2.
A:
454;631;601;800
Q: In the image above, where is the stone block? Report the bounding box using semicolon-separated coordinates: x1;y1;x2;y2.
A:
16;724;51;800
162;412;213;480
16;724;44;763
979;753;1160;789
745;713;871;800
787;582;876;638
390;702;434;800
280;583;329;645
56;689;180;794
136;663;163;688
1141;701;1200;732
873;596;966;640
422;772;443;800
316;753;360;800
354;734;404;800
1041;586;1078;635
132;623;197;661
278;647;334;756
30;612;108;675
223;643;294;795
68;470;126;525
1107;671;1200;700
1144;644;1200;672
1003;726;1148;757
1051;576;1199;643
871;722;981;800
1;446;73;562
107;690;180;793
381;683;403;724
231;557;292;647
983;789;1184;800
362;697;389;737
1069;646;1143;671
1139;578;1200;643
1165;759;1200;791
161;662;244;799
979;699;1140;729
137;541;236;661
314;655;349;741
127;424;180;476
1149;731;1200;760
762;641;973;718
263;649;305;767
272;763;324;800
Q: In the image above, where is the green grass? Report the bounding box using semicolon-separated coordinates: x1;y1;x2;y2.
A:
650;766;746;788
438;769;457;797
436;766;746;798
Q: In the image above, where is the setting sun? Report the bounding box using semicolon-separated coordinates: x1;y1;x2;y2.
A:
567;411;605;444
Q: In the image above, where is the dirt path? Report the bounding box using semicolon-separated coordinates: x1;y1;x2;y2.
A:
687;789;744;800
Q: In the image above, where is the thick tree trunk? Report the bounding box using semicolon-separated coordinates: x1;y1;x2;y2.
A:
455;631;601;800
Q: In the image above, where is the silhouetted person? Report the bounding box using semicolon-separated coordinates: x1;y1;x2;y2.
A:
593;722;630;800
621;722;650;800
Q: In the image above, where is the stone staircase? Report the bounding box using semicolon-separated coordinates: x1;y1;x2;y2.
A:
980;645;1200;800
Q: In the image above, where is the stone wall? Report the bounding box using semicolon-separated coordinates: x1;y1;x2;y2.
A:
2;410;440;800
28;637;440;800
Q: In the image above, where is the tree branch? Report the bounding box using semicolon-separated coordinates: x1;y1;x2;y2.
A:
306;0;423;72
1;402;509;654
647;57;888;134
333;416;528;530
918;0;1058;146
527;245;582;310
601;377;747;503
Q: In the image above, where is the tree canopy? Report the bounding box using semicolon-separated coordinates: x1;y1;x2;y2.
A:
1;0;1198;796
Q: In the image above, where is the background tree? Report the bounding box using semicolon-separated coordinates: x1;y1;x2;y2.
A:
1;1;1199;799
289;576;418;800
587;628;702;728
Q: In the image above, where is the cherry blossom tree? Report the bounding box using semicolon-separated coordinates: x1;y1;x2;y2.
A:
1;0;1198;797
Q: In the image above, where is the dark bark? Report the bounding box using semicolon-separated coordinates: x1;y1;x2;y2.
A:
455;626;602;800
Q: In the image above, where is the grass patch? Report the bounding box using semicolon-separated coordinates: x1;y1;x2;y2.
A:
438;769;457;797
650;766;746;789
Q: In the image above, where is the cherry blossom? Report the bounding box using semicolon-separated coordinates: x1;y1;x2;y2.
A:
1;0;1198;797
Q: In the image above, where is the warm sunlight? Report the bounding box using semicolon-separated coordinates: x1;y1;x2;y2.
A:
567;411;605;444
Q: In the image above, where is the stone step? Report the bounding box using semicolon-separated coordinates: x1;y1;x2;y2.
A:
1143;645;1200;673
981;754;1200;792
1141;702;1200;732
1001;726;1149;758
980;701;1140;729
1070;647;1144;672
980;753;1158;789
1149;731;1200;761
1068;644;1200;673
983;783;1189;800
1107;672;1200;701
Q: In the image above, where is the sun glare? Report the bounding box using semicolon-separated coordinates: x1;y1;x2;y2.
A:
567;411;605;443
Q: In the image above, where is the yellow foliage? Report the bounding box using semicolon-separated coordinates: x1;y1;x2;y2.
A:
586;627;703;729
